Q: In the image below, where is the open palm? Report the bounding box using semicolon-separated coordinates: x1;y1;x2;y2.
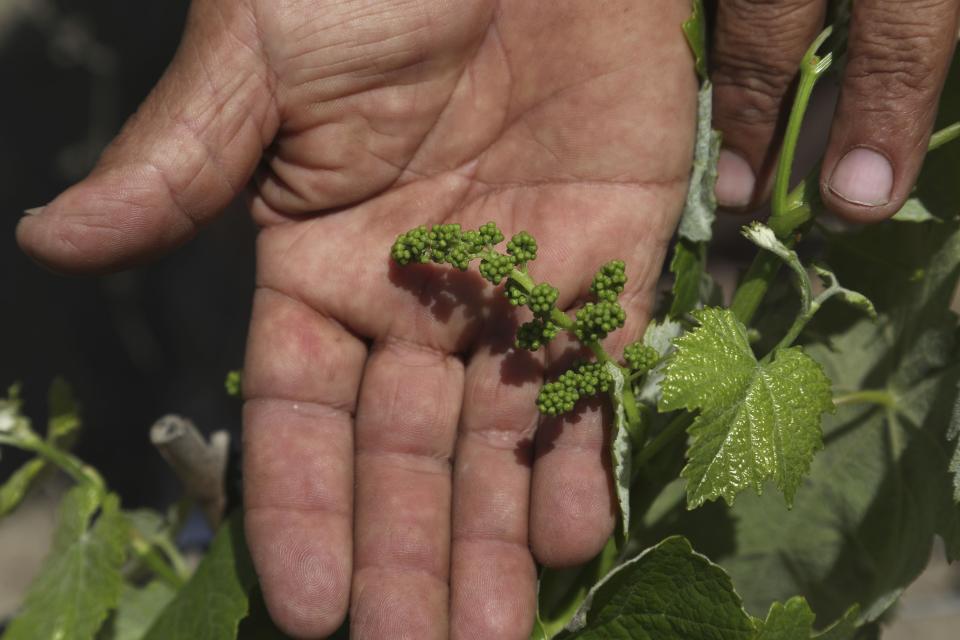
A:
17;1;696;638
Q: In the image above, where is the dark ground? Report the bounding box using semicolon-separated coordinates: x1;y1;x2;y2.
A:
0;0;253;508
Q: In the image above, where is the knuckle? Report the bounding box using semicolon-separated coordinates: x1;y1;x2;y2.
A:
846;29;944;101
713;0;825;128
713;56;794;127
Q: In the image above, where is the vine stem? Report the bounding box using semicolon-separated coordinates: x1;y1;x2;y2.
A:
772;27;834;219
633;412;691;468
929;122;960;152
729;27;834;326
833;389;897;408
0;432;104;491
508;268;616;366
631;28;837;471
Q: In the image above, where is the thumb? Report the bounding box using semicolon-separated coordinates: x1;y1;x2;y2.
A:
18;0;278;274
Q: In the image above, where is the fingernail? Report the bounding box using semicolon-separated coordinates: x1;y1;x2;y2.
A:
715;149;755;208
24;206;45;216
828;148;893;207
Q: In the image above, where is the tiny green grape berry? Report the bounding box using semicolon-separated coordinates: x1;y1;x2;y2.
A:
574;362;613;396
505;281;529;307
506;231;538;265
461;229;485;255
427;223;463;263
478;221;505;246
516;318;560;351
391;225;431;265
479;252;516;285
528;283;559;317
590;260;627;302
537;380;579;415
535;361;613;416
574;301;626;342
624;342;659;375
447;246;473;271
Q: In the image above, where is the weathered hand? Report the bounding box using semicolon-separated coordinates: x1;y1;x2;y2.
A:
711;0;960;221
16;1;697;637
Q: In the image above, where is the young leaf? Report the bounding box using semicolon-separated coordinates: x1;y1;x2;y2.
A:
809;266;877;320
949;388;960;503
99;581;176;640
891;197;938;223
3;487;127;640
754;598;858;640
636;318;683;406
669;239;707;318
742;222;810;311
47;377;81;446
755;597;815;640
142;511;257;640
605;362;631;536
558;536;756;640
660;308;833;508
0;386;31;442
677;82;721;244
0;458;46;517
682;0;708;80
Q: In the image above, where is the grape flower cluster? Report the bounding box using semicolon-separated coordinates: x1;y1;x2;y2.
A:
391;222;658;418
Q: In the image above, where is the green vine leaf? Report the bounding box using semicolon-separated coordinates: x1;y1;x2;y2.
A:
142;511;257;640
755;597;815;640
754;598;858;640
558;536;756;640
669;239;708;318
99;581;176;640
891;197;939;223
660;308;834;508
2;486;127;640
713;219;960;623
950;388;960;503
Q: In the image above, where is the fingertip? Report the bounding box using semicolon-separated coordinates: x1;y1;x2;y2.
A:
246;510;351;639
820;146;903;222
530;445;616;567
15;164;198;274
715;148;756;210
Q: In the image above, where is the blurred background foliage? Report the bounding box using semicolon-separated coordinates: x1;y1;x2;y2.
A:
0;0;253;508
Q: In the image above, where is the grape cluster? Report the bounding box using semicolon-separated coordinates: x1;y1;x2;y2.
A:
574;301;626;343
536;362;614;416
590;260;627;302
624;342;659;375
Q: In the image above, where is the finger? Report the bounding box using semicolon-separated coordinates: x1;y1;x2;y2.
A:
820;0;960;221
450;310;541;640
530;261;659;567
243;286;366;638
711;0;827;209
17;0;278;273
350;338;464;639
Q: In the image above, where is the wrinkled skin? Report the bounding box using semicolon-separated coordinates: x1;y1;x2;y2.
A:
17;1;697;637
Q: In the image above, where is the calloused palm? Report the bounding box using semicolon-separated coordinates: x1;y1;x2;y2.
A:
17;1;697;638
